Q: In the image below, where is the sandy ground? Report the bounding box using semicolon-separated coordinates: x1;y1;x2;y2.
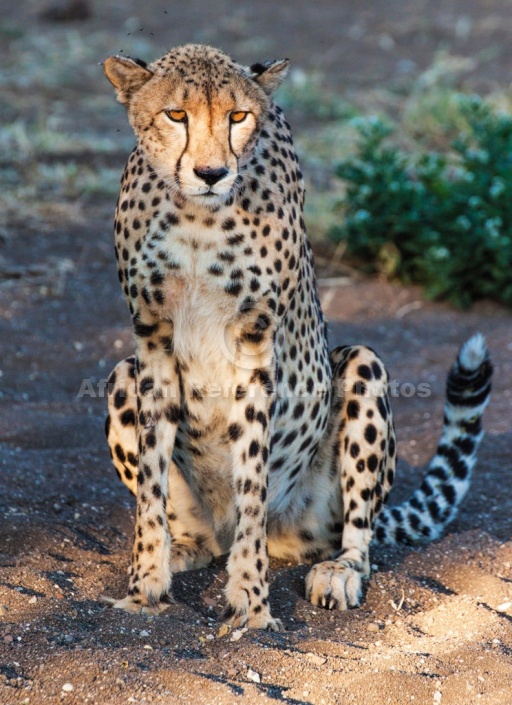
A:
1;1;512;704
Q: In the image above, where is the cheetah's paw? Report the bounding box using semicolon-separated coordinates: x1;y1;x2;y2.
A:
101;593;173;615
221;605;284;631
170;543;214;573
305;560;364;610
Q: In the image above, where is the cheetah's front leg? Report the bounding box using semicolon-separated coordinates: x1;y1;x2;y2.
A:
223;373;282;631
306;346;396;610
105;322;180;614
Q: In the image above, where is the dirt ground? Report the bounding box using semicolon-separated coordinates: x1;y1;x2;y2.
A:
1;2;511;704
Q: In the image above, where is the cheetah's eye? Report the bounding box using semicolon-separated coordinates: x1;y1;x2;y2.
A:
230;111;248;124
165;109;187;123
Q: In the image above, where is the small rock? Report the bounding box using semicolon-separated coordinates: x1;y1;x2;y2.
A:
28;596;37;605
0;605;10;616
139;630;150;638
247;669;261;683
306;653;327;666
367;623;380;633
4;635;13;643
62;683;74;692
496;601;512;612
217;624;231;638
203;597;217;608
230;628;248;642
433;691;442;703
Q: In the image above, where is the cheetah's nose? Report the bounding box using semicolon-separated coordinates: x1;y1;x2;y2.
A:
193;166;229;187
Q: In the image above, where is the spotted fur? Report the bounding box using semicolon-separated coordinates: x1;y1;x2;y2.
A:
102;44;493;626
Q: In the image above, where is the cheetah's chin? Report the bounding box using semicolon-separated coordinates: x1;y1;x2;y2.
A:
188;192;234;208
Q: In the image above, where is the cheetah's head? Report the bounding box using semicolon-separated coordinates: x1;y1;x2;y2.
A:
104;44;289;207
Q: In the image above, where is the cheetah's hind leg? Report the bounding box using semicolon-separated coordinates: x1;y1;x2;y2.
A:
306;345;395;610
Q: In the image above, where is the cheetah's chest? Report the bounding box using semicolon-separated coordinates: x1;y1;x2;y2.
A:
134;222;275;368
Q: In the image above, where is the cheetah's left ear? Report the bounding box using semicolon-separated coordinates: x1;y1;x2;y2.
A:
249;59;290;95
103;55;154;107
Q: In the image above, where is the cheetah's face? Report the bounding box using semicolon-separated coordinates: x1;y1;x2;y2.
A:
104;45;289;207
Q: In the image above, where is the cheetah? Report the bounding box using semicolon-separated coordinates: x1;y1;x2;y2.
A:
102;44;493;629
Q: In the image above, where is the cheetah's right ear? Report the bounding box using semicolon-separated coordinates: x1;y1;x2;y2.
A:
103;56;153;107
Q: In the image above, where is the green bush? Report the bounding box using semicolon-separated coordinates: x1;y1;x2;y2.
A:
331;96;512;308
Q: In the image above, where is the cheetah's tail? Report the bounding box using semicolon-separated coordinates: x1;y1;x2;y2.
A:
374;333;493;545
